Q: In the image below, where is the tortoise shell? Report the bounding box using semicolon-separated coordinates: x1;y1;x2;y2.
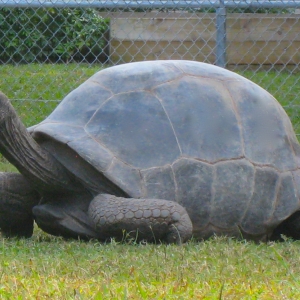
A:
30;60;300;240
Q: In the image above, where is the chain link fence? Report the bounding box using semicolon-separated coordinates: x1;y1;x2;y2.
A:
1;1;300;134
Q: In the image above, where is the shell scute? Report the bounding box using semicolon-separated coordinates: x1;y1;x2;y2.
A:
105;158;143;199
241;167;279;235
89;60;183;94
141;165;176;200
86;91;181;169
272;172;299;223
227;80;296;171
46;81;112;127
176;60;243;81
68;135;114;172
154;77;243;162
210;159;255;229
292;169;300;201
172;158;213;233
32;123;86;144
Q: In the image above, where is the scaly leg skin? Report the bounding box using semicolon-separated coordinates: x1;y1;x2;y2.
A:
88;194;193;244
0;172;39;237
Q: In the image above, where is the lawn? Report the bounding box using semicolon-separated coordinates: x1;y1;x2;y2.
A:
0;63;102;126
0;64;300;298
0;232;300;299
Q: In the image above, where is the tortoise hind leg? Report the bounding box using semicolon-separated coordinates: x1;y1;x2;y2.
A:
88;194;193;244
0;172;39;237
271;211;300;241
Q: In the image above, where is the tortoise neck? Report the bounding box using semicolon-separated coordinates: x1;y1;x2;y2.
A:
0;93;78;193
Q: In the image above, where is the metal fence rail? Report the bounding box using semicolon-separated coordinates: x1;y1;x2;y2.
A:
2;1;300;9
1;0;300;134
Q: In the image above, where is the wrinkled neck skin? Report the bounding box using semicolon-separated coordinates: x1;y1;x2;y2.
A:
0;92;79;194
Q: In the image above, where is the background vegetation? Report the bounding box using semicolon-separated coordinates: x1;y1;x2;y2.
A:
0;8;109;64
0;64;300;298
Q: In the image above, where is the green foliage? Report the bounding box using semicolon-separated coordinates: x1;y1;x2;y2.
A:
0;8;109;64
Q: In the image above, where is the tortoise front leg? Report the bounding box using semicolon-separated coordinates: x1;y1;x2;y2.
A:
88;194;193;244
33;193;193;243
0;172;39;237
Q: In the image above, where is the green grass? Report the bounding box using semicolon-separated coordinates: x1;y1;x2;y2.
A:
0;63;103;126
0;230;300;299
1;64;300;298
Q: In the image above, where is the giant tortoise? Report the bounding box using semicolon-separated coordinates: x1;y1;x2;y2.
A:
1;60;300;243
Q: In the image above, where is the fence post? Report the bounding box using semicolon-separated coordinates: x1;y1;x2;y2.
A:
215;0;227;68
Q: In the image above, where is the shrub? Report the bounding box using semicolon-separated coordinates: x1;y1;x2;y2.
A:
0;8;109;64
